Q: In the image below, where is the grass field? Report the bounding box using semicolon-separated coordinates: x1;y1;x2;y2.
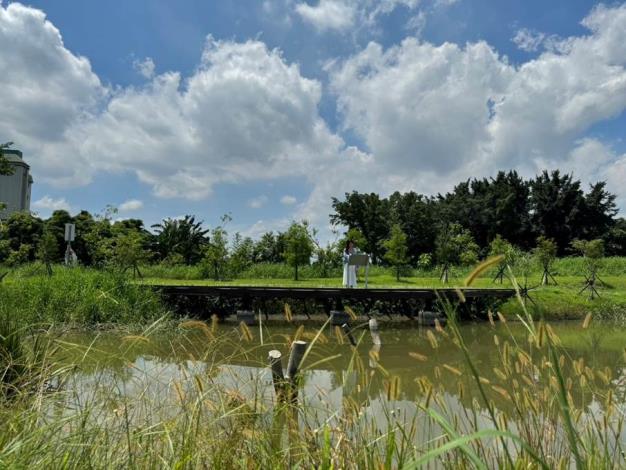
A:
3;259;626;322
140;274;626;321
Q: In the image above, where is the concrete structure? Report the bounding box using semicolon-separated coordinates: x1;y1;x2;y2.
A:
0;149;33;219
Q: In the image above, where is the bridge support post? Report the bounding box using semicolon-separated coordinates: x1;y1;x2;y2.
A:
330;310;350;326
237;310;256;326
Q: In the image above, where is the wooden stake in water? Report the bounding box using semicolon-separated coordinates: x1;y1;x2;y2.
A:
286;340;307;403
342;323;357;346
369;318;382;345
268;350;286;403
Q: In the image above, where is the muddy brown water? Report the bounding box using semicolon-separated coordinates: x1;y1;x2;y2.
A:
48;320;626;455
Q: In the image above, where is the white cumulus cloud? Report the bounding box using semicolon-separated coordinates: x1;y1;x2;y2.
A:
329;3;626;197
280;195;298;205
32;195;71;213
2;1;626;237
248;195;269;209
133;57;155;79
119;199;144;211
295;0;421;32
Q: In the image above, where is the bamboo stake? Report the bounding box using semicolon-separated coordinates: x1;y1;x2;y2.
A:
268;350;285;402
286;340;307;403
369;318;382;345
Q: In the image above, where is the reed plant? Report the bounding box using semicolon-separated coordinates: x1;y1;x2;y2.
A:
1;264;168;326
0;262;624;468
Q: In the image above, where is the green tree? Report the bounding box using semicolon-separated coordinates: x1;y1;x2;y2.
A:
230;233;255;276
382;224;409;281
253;231;284;263
44;210;73;262
606;218;626;256
109;231;150;277
71;211;97;264
529;171;586;253
488;235;517;283
202;226;229;280
435;223;479;283
331;192;391;262
37;229;59;276
283;221;313;281
4;212;43;261
580;182;617;240
152;215;209;264
571;238;605;299
533;236;558;286
388;191;439;263
439;171;532;250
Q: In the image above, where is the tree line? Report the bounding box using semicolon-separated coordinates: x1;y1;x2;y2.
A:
0;170;624;280
331;170;626;262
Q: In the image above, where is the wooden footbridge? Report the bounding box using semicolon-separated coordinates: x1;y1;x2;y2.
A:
152;285;516;321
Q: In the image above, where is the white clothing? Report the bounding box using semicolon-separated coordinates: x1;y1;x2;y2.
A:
343;252;357;287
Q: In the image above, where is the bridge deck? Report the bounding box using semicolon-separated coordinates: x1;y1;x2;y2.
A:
154;285;515;300
152;285;516;319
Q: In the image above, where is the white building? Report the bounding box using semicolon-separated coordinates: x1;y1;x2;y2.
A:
0;149;33;219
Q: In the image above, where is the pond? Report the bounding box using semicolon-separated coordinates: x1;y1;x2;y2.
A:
49;319;626;461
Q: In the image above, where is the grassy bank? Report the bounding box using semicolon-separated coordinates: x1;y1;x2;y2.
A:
2;260;626;323
140;264;626;322
0;264;167;326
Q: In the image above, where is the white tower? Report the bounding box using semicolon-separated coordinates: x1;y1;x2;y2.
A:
0;149;33;219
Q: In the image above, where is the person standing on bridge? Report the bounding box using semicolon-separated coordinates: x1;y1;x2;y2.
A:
343;240;357;288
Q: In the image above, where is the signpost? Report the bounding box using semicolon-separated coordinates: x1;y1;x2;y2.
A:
348;253;371;288
64;223;77;266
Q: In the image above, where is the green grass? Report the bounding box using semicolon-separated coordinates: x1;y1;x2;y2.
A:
140;266;626;321
3;260;626;323
0;261;625;467
0;263;168;326
0;312;624;467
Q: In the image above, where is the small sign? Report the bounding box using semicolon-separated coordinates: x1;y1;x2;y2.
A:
348;253;370;266
64;223;76;242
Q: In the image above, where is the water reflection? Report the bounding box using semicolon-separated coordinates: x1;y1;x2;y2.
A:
52;321;626;448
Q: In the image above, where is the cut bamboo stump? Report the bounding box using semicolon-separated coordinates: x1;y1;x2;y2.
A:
268;350;285;402
286;340;307;403
369;318;382;345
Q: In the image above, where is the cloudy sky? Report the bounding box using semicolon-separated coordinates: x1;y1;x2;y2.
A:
1;0;625;238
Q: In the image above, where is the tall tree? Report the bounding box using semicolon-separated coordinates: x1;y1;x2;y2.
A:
388;191;438;263
44;210;73;262
382;224;409;281
152;215;209;264
529;171;586;254
435;223;479;283
606;218;626;256
283;221;313;281
202;226;229;280
439;171;532;250
580;182;618;240
331;192;390;262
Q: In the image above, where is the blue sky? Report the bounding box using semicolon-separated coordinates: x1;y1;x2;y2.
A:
1;0;625;239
